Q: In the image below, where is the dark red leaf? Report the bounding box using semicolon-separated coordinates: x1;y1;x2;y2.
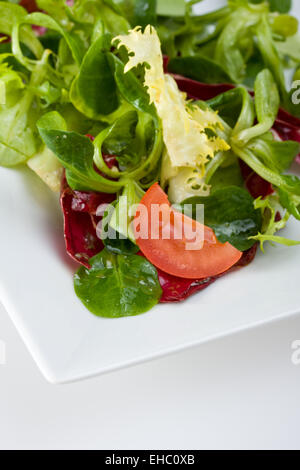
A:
70;190;114;215
172;74;234;101
239;161;273;199
163;55;169;72
19;0;38;12
277;108;300;130
60;178;115;268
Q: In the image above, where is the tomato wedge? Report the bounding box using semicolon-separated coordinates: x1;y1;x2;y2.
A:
134;183;242;279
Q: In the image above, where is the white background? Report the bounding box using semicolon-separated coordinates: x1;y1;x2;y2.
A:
1;301;300;450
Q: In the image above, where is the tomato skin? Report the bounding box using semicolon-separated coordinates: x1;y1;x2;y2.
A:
134;183;242;280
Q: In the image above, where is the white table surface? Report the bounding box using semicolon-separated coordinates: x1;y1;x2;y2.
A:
1;301;300;450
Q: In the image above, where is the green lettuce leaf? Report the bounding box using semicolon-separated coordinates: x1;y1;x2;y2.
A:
0;62;40;167
168;56;234;84
74;249;162;318
37;113;123;193
251;0;292;14
0;2;43;59
70;34;119;118
181;186;262;251
233;69;280;146
134;0;157;28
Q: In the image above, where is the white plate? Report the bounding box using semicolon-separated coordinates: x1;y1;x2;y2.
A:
1;1;300;384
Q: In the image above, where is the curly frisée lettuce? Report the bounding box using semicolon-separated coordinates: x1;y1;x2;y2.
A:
114;25;229;202
250;195;300;251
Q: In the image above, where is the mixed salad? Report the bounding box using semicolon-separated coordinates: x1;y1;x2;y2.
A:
1;0;300;318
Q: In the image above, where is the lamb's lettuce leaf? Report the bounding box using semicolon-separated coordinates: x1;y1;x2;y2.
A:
247;136;300;173
255;14;288;107
181;186;262;251
37;113;123;193
206;87;255;134
156;0;185;17
0;1;43;58
251;0;292;14
74;249;162;318
276;34;300;62
109;53;156;118
272;14;298;38
209;161;244;191
12;11;85;68
94;110;140;175
102;110;138;156
70;34;119;118
36;0;71;26
214;6;261;84
134;0;157;28
168;56;234;85
233;69;280;146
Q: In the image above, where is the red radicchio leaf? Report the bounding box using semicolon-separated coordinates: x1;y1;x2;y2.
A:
163;55;169;72
172;74;234;101
60;178;115;268
277;108;300;130
239;161;274;199
19;0;38;12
